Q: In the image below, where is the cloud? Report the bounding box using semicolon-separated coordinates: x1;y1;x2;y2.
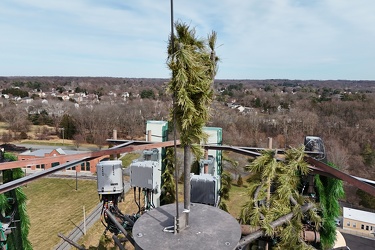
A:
0;0;374;79
0;0;171;76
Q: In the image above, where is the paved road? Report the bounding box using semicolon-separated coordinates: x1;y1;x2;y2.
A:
53;182;131;250
343;233;375;250
54;202;103;250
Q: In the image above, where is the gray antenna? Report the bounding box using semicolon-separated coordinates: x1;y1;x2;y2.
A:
170;0;181;233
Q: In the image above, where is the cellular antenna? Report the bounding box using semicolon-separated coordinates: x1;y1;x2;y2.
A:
170;0;181;234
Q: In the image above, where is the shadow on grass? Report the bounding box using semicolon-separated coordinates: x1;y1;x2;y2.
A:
232;183;248;188
65;181;77;190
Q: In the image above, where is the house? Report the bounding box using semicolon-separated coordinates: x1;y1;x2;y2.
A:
61;95;70;101
243;107;257;115
21;97;33;104
108;91;117;97
236;105;245;112
122;92;130;101
18;148;107;173
343;207;375;236
74;95;83;103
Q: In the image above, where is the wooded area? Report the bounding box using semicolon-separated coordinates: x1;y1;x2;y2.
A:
1;76;375;207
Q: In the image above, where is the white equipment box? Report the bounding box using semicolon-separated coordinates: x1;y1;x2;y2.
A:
97;160;124;195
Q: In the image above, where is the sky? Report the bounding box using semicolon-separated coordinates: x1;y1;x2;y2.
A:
0;0;375;80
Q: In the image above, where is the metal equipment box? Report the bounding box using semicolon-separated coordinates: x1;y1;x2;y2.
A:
190;174;218;206
199;155;215;176
130;161;160;190
97;160;124;195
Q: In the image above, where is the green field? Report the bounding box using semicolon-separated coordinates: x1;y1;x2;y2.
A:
23;178;99;250
120;152;141;168
227;183;248;219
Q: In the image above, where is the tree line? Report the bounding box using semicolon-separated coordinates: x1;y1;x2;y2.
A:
1;77;375;205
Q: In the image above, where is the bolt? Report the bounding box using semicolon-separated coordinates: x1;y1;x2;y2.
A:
137;233;143;237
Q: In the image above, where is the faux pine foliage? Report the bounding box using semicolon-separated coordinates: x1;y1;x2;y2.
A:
219;171;232;212
315;163;344;250
1;152;32;250
241;147;321;249
161;148;176;205
166;22;219;211
167;21;218;157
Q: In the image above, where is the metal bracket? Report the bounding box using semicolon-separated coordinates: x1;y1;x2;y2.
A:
163;209;190;234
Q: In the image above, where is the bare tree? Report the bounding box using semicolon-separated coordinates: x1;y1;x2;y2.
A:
2;105;31;135
1;131;12;144
325;139;350;171
34;126;51;140
73;134;85;150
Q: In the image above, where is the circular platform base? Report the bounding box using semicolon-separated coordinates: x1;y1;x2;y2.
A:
132;203;241;250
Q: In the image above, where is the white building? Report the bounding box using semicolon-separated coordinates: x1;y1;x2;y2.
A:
343;207;375;236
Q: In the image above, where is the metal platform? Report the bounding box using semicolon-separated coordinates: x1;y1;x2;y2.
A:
132;203;241;250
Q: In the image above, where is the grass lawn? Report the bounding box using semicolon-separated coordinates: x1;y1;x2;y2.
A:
120;152;141;168
227;183;248;220
23;178;99;250
0;122;7;134
19;138;97;149
0;122;11;138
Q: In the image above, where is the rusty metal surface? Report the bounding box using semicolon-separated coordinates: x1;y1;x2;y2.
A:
204;145;261;157
0;158;88;194
206;145;375;197
0;140;179;194
1;140;375;198
0;140;179;171
306;157;375;197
